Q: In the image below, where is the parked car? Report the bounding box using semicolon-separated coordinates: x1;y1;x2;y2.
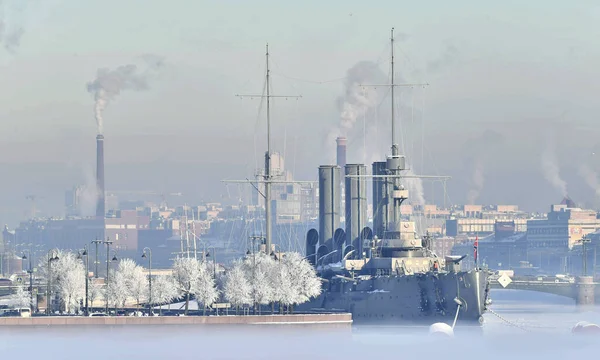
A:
89;312;107;317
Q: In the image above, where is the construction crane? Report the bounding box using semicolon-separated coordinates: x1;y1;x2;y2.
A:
25;195;43;219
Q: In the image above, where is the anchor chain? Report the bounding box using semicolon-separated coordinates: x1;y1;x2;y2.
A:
486;308;531;332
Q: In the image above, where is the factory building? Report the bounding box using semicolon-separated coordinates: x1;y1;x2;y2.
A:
526;202;600;250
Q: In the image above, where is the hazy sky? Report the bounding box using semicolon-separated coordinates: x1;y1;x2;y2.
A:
1;0;600;225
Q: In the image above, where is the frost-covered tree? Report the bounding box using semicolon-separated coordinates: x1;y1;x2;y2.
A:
11;285;32;309
88;281;104;309
195;261;219;315
117;259;147;309
173;257;202;315
223;260;251;313
107;269;128;311
243;252;275;313
49;251;85;314
270;260;295;313
281;252;322;311
151;275;180;315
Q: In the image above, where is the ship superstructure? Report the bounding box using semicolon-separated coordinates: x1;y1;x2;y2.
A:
299;29;491;325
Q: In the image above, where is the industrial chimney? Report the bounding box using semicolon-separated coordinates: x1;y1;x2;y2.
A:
336;136;347;169
96;134;105;218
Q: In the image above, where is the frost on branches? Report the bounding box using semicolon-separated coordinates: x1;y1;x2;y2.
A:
223;260;251;313
242;252;275;312
281;252;322;305
107;269;128;310
173;257;202;314
117;259;148;308
11;285;32;309
38;250;85;314
240;251;321;314
151;275;180;315
88;281;104;308
172;257;218;315
105;259;148;310
195;261;219;315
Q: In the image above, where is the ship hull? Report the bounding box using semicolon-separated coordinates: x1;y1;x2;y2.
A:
297;269;489;325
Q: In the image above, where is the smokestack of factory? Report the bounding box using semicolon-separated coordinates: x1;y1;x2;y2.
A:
96;134;105;218
336;136;347;169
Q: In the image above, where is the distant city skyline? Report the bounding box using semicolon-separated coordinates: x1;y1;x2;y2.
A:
2;0;600;226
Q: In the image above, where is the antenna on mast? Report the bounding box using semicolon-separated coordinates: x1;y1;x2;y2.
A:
233;43;303;255
391;27;397;157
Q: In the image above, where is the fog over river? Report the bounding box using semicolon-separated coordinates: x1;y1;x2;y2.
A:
0;290;599;359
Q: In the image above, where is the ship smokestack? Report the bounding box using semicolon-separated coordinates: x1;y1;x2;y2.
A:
345;164;367;259
372;161;388;239
318;165;341;253
96;134;105;218
336;136;347;169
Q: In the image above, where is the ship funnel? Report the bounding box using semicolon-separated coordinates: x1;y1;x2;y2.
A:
333;228;345;263
305;229;319;265
318;165;341;253
345;164;367;259
372;161;388;239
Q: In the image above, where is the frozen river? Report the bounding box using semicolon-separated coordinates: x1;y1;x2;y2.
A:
1;289;599;359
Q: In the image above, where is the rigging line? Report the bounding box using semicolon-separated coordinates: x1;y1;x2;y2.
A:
421;86;426;185
398;91;406;156
251;65;268;173
271;71;347;85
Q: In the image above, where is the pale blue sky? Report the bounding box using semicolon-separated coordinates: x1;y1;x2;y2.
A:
1;0;600;224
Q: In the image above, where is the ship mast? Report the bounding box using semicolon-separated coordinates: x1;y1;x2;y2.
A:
391;28;398;157
265;44;273;257
359;29;430;240
234;44;302;255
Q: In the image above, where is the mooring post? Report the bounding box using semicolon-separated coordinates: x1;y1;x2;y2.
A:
576;276;595;307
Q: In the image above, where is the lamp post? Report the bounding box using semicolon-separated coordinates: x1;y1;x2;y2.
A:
142;247;152;316
21;250;34;312
91;238;102;278
205;247;217;279
77;246;90;316
103;237;113;314
46;250;59;315
582;236;591;276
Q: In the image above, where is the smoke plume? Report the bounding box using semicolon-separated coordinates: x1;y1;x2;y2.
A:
337;61;387;135
467;159;484;204
578;163;600;197
86;56;164;134
0;0;27;53
541;137;567;196
326;61;387;162
404;165;425;205
426;42;459;73
78;165;98;217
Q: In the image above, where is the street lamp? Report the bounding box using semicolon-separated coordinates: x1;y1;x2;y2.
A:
91;237;102;278
77;246;90;316
21;250;34;312
103;237;114;314
581;236;592;276
205;247;217;279
46;249;59;315
141;247;152;315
